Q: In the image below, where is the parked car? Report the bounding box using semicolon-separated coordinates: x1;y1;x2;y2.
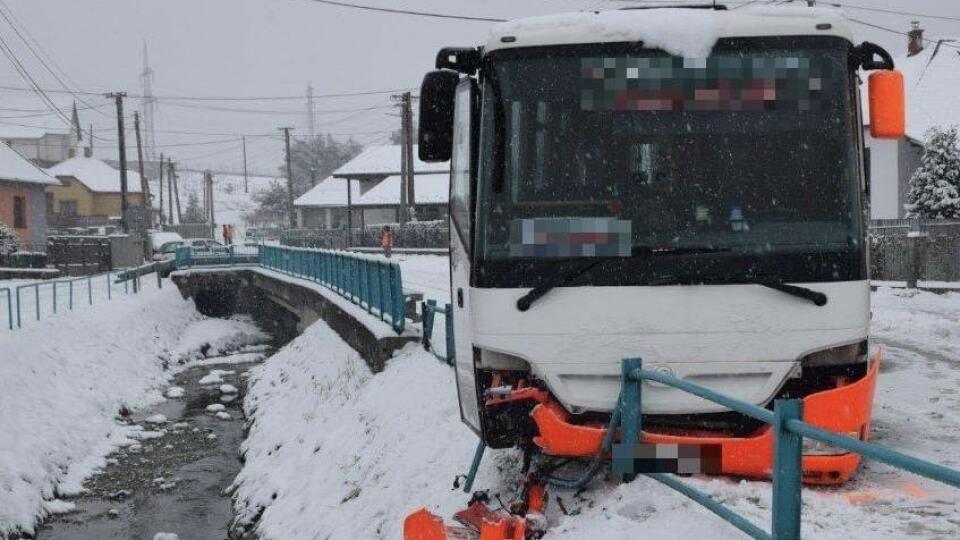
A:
148;231;183;250
183;238;229;254
153;240;184;261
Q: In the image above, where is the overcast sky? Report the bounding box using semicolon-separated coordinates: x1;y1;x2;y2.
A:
0;0;956;174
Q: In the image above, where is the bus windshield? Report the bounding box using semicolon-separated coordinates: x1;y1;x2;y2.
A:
474;38;865;288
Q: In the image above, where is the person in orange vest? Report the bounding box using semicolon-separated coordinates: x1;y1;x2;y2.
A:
222;224;232;245
381;225;394;258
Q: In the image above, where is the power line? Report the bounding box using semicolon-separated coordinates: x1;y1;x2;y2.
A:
827;1;960;23
0;0;111;118
307;0;507;22
0;32;72;129
0;84;417;101
175;143;245;162
847;17;960;51
160;101;393;115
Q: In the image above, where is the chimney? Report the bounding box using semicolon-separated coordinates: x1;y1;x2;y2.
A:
908;21;924;57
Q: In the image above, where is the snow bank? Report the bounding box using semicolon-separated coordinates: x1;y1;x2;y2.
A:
231;323;510;539
871;287;960;360
0;286;196;537
169;315;269;363
0;284;268;537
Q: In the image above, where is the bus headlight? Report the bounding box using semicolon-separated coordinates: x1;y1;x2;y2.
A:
802;431;860;456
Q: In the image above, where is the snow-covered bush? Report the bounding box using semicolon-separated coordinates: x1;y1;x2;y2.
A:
0;221;20;255
905;126;960;218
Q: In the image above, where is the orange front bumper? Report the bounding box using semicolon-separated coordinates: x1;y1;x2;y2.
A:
531;350;881;485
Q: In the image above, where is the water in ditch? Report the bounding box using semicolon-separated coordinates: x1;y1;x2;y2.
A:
37;317;292;540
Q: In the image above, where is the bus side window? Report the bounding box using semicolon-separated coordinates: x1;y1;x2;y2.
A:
450;80;473;251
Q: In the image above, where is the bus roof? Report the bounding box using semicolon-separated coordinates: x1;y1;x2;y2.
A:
485;7;855;58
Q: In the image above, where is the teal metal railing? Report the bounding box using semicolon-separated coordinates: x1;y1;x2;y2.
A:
612;357;960;540
2;265;164;330
174;245;259;269
421;299;454;364
259;245;407;333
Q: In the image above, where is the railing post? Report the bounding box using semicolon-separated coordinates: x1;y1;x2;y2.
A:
87;275;93;304
621;357;643;448
156;262;162;289
772;399;803;540
462;440;486;493
16;287;21;328
444;303;455;365
106;272;112;300
377;262;385;322
52;282;57;313
34;285;40;321
390;263;403;333
422;299;436;349
69;280;74;308
4;289;12;330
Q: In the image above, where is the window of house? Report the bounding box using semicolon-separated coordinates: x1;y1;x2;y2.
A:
59;200;78;217
13;196;26;228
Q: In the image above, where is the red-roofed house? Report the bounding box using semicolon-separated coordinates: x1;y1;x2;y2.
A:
0;142;58;250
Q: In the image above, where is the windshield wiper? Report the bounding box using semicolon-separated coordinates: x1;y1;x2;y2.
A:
632;245;732;256
756;280;828;307
516;258;603;312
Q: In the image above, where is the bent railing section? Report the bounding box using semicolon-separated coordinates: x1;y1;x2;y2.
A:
259;245;407;333
615;357;960;540
421;299;454;365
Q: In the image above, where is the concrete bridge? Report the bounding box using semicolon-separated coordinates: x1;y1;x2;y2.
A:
170;246;422;372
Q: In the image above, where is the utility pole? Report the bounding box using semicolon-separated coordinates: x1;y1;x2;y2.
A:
106;92;129;232
87;124;93;156
306;83;316;140
242;136;249;194
403;92;416;221
346;178;353;245
133;111;152;229
170;158;182;224
393;91;416;223
279;127;296;229
158;151;164;226
205;170;215;238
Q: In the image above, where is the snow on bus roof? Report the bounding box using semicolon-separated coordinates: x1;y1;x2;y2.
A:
0;142;58;185
332;145;448;178
486;7;854;58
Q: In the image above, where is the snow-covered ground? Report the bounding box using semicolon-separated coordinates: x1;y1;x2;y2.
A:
0;283;265;538
0;272;153;333
232;255;960;540
395;254;450;358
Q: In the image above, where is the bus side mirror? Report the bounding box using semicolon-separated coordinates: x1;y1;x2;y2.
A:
868;70;905;139
419;69;460;162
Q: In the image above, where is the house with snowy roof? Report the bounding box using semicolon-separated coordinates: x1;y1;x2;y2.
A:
0;142;58;249
0;104;84;168
294;144;449;229
45;156;145;225
864;24;960;219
